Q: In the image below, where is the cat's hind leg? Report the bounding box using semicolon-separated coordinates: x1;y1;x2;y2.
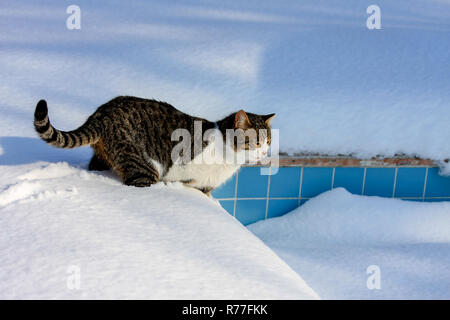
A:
88;155;111;171
114;151;160;188
89;141;111;171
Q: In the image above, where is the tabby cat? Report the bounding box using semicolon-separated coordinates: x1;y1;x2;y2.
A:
34;96;274;194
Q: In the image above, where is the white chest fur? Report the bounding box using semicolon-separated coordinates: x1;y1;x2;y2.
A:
162;141;240;189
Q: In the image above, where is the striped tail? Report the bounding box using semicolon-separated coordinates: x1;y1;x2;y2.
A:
34;99;101;148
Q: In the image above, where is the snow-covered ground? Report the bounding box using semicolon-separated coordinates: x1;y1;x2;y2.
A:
0;158;318;299
2;153;449;299
249;188;450;299
1;0;449;166
1;0;449;300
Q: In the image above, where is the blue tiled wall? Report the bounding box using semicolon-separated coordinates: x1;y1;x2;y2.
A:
212;166;450;226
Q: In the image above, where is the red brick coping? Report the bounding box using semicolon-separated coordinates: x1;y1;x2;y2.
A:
248;156;441;167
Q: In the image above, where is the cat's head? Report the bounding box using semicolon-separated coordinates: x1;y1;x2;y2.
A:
219;110;275;163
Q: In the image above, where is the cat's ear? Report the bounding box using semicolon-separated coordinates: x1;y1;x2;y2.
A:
234;110;251;129
263;113;276;125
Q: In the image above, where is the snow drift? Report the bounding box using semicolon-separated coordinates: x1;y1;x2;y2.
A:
249;188;450;299
0;161;318;299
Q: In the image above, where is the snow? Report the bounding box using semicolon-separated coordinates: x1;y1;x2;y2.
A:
1;0;449;300
0;159;318;299
249;188;450;299
1;0;449;170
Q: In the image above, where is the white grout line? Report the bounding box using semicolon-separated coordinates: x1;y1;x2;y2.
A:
298;167;304;206
232;170;239;217
392;167;398;198
264;167;271;220
331;167;336;189
362;167;367;195
422;167;429;202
